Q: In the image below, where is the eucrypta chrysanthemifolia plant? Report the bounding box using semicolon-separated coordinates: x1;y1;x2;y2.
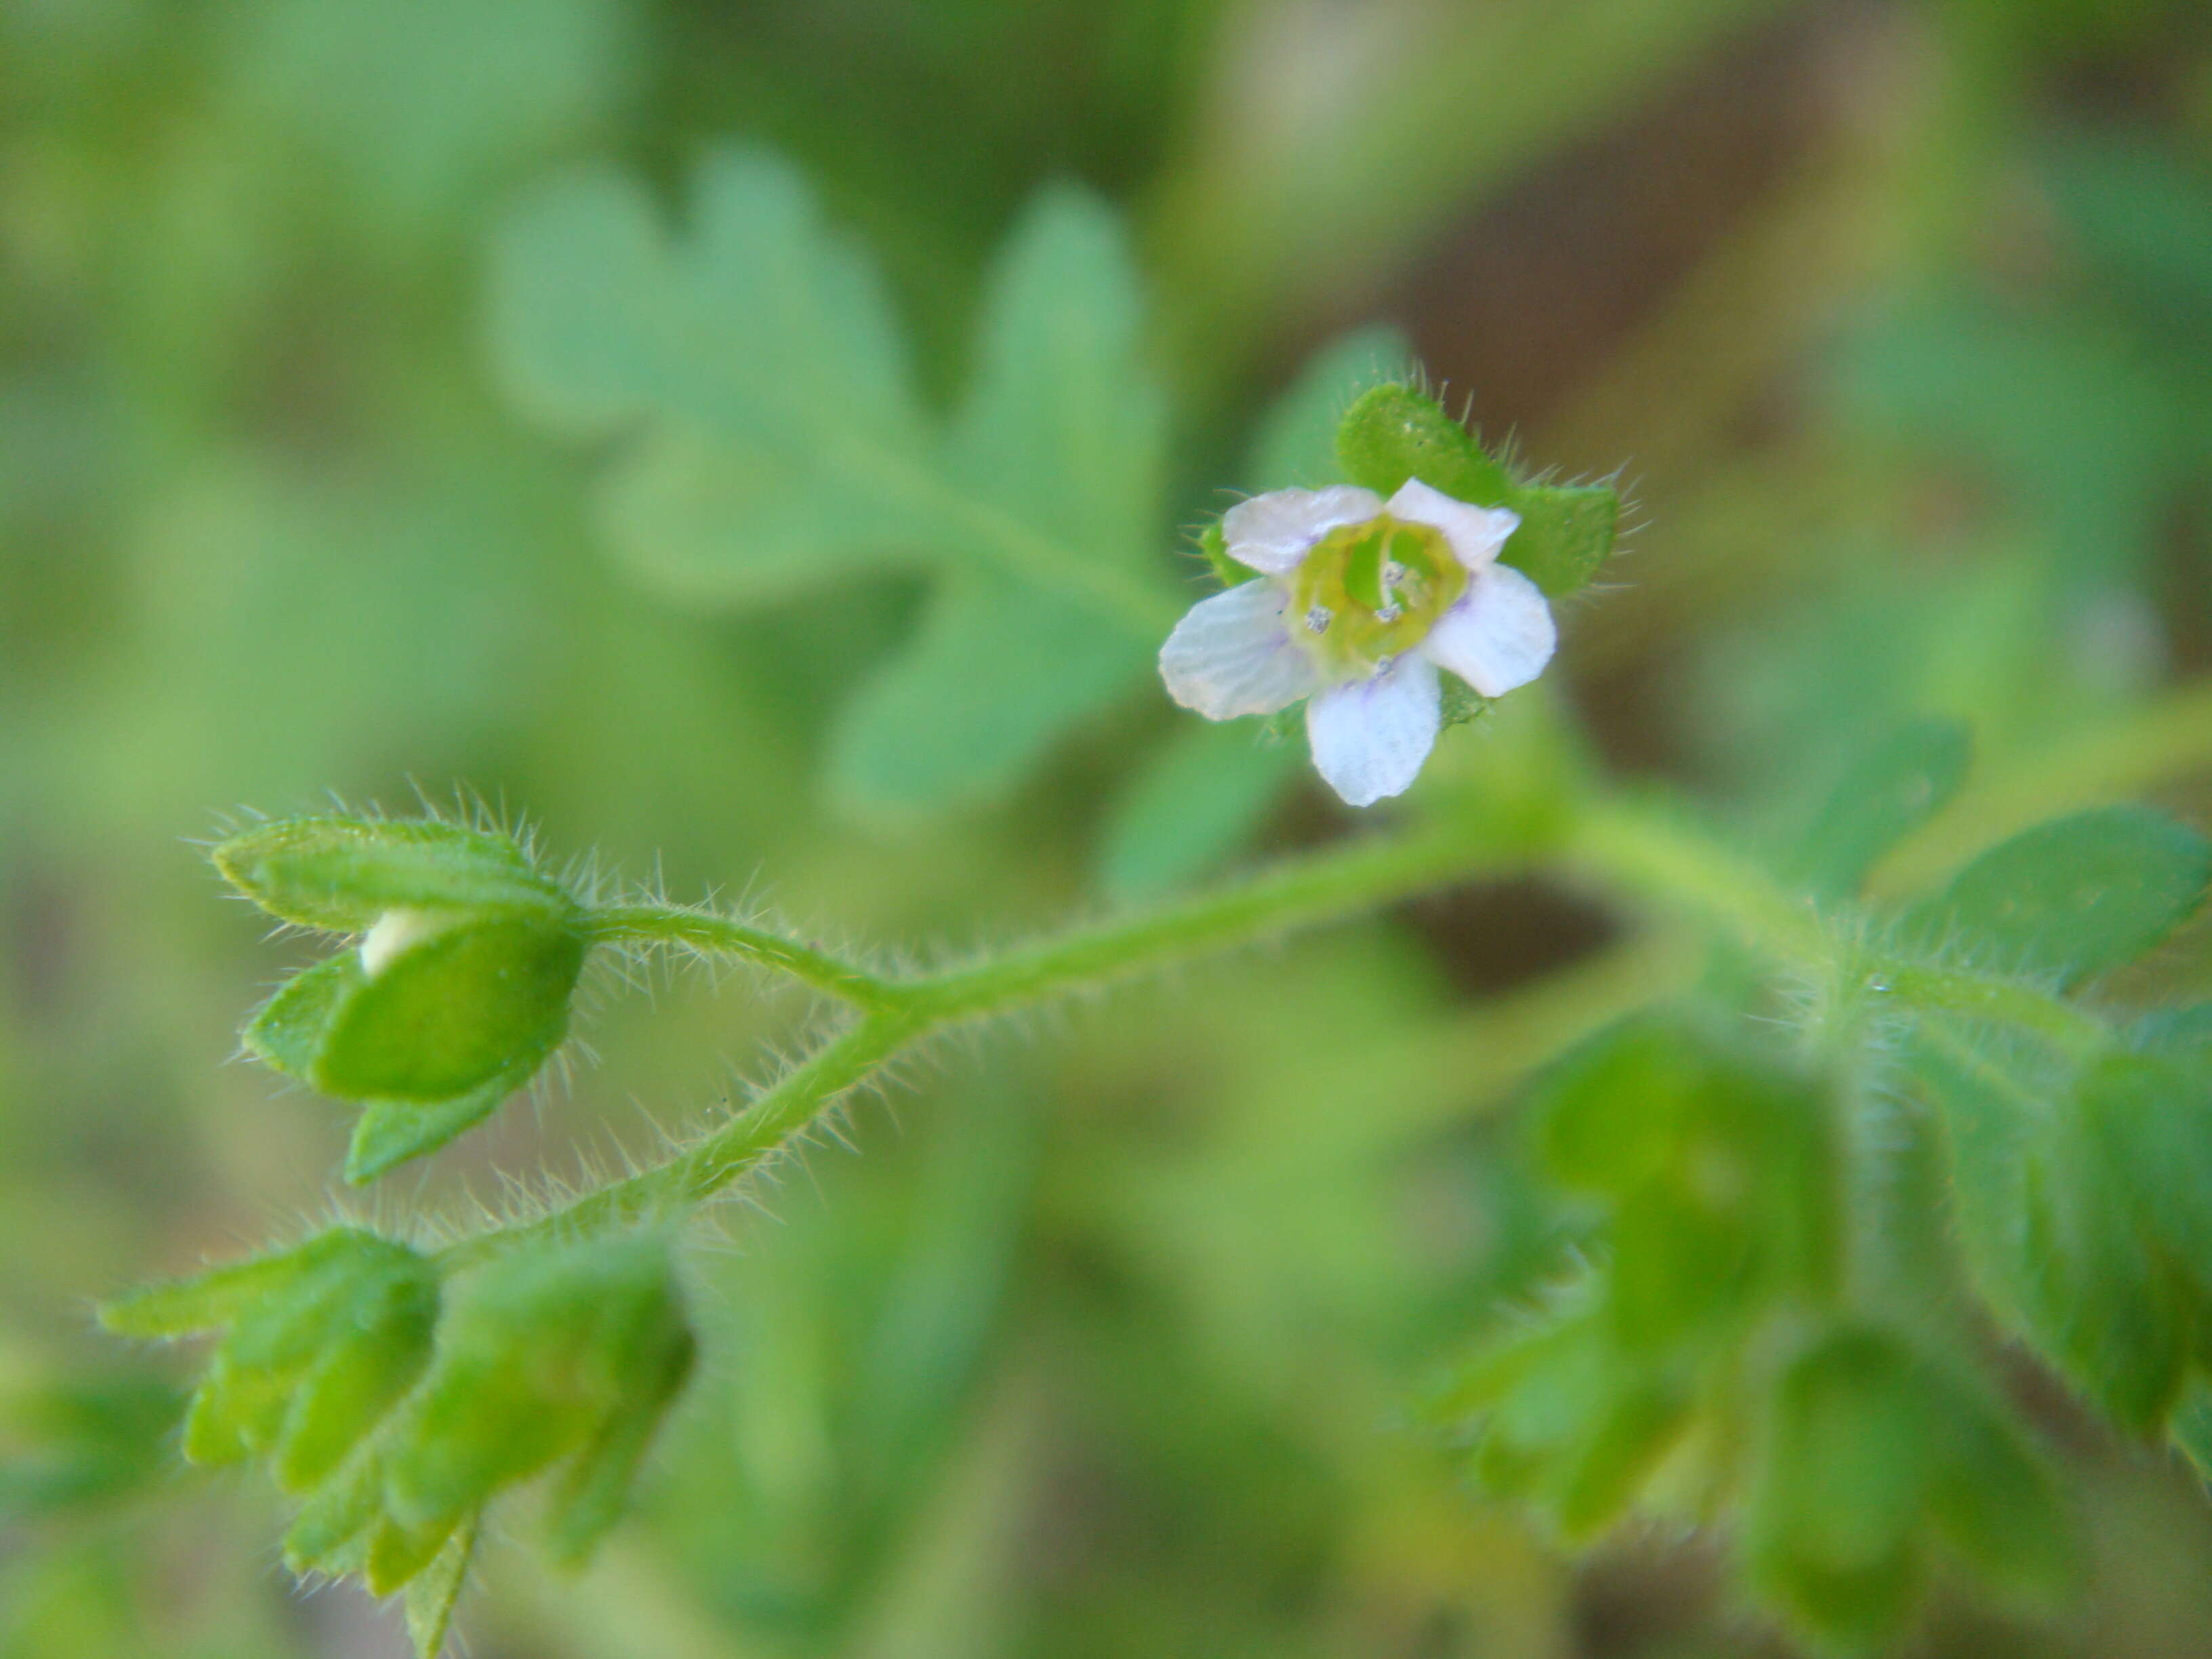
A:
100;379;2212;1657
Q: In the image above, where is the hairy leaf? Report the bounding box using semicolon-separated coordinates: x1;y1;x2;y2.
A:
1906;806;2211;986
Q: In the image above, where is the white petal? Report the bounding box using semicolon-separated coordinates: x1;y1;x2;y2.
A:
1159;579;1319;719
1221;485;1383;575
1419;561;1556;697
1385;478;1519;571
1305;656;1441;808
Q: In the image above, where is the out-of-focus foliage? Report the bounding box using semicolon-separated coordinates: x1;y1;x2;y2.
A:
11;1;2212;1658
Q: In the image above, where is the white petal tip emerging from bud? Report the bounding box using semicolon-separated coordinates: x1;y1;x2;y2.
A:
360;907;445;978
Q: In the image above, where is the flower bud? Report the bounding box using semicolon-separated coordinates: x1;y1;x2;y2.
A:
100;1229;439;1495
380;1231;695;1565
221;816;592;1177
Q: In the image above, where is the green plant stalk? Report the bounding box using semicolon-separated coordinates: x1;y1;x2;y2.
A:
1568;797;2108;1059
447;818;1510;1263
584;906;895;1006
448;788;2105;1266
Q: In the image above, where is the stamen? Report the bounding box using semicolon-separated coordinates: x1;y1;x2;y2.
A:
1380;560;1407;589
1305;605;1332;634
1374;601;1403;624
1373;653;1396;675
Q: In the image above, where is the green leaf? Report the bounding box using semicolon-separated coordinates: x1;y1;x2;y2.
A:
946;184;1165;592
1097;718;1300;903
1906;806;2211;987
0;1372;186;1521
596;420;918;606
1790;718;1972;900
1503;480;1618;600
1248;325;1413;489
345;1082;514;1185
2077;1049;2212;1295
491;150;1176;811
827;570;1149;813
312;918;586;1102
1335;383;1513;506
493;148;927;453
404;1515;478;1659
2169;1374;2212;1483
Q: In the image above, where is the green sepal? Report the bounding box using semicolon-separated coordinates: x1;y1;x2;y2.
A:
1250;325;1413;490
380;1233;695;1553
1530;1014;1840;1324
1334;383;1513;507
1333;384;1616;598
110;1231;439;1484
98;1247;318;1340
541;1324;695;1566
1197;517;1256;589
404;1515;478;1658
1437;676;1489;731
1748;1328;1931;1654
345;1081;517;1185
213;817;568;933
1503;480;1618;599
272;1265;441;1493
1549;1374;1692;1542
1533;1016;1704;1197
1904;805;2212;987
311;918;587;1103
366;1508;466;1598
1921;1368;2071;1607
284;1454;383;1574
244;953;366;1082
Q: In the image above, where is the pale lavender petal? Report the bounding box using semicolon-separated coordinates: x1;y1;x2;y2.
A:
1221;485;1383;575
1385;478;1519;571
1419;561;1556;697
1305;655;1441;807
1159;579;1319;719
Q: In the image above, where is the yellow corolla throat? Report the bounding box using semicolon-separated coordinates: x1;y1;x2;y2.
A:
1287;515;1467;679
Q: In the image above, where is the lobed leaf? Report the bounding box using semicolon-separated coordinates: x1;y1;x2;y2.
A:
492;149;1175;812
1097;718;1301;903
1790;718;1972;900
1906;805;2211;987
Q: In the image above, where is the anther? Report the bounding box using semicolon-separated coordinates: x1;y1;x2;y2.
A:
1374;601;1403;624
1305;605;1332;634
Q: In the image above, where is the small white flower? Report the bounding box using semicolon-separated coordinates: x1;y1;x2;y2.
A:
1160;479;1556;806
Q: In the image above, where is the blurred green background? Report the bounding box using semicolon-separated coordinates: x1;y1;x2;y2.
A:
7;0;2212;1654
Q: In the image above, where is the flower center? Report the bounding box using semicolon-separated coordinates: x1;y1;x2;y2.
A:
1288;516;1466;678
